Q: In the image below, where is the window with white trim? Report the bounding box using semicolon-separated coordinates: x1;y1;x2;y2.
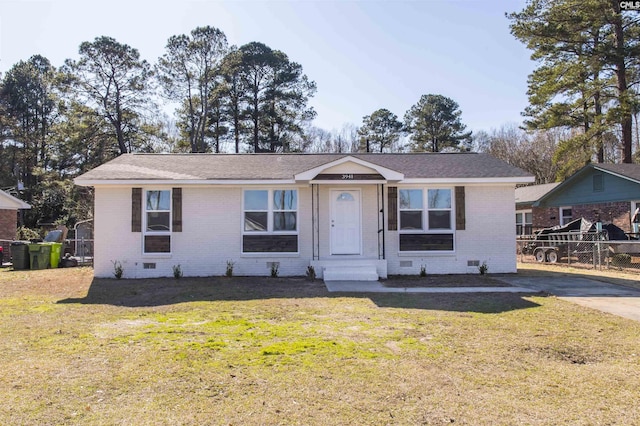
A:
560;207;572;226
398;188;454;251
144;189;171;253
273;190;297;231
516;210;533;236
243;189;298;253
399;189;423;230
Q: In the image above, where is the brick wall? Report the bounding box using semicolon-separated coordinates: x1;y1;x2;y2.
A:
532;207;560;231
94;183;521;278
574;202;632;232
0;209;17;240
387;184;518;274
93;186;315;278
532;202;632;232
0;209;18;257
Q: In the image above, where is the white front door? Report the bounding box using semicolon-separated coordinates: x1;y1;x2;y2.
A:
330;190;361;255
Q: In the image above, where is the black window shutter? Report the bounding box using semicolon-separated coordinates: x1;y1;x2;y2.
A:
172;188;182;232
132;188;142;232
455;186;465;230
388;186;398;231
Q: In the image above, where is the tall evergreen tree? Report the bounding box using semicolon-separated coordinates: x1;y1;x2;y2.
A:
237;42;316;153
219;48;245;153
0;55;59;200
357;108;403;152
156;26;229;153
404;94;472;152
509;0;640;164
63;36;154;155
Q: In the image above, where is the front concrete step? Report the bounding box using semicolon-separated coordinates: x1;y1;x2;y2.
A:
323;265;379;282
311;259;387;280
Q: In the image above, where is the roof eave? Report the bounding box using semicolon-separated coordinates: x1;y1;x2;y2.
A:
0;191;31;209
401;176;534;185
74;179;299;186
76;176;534;187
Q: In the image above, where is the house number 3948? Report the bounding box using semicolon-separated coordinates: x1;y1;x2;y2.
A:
341;174;354;180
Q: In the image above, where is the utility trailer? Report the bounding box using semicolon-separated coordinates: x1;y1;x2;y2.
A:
524;218;607;263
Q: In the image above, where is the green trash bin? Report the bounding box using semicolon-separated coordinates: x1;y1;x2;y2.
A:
10;241;30;270
47;242;63;268
29;243;51;270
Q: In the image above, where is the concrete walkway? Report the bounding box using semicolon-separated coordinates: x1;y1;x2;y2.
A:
325;277;640;322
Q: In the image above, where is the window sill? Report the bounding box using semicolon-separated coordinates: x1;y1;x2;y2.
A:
142;253;173;258
241;252;300;258
397;251;456;257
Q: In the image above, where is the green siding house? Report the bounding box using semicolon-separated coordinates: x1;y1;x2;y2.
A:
531;164;640;236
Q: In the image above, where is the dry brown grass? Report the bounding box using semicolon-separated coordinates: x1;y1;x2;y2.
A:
0;267;639;425
384;274;512;287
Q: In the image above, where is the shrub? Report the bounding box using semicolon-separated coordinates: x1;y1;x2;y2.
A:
479;262;488;275
16;226;40;241
225;260;235;277
270;262;279;278
419;265;427;277
173;264;183;279
306;265;316;281
112;260;124;279
611;253;631;267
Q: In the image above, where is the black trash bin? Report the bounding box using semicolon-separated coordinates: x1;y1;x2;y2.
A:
10;241;30;270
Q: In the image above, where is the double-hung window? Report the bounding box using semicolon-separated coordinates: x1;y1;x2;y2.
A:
399;188;454;251
560;207;572;226
243;189;298;253
516;211;533;236
144;190;171;253
399;189;423;230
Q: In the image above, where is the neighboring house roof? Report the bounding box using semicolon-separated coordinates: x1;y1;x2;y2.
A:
592;163;640;184
515;183;560;207
0;189;31;210
74;153;534;185
534;163;640;207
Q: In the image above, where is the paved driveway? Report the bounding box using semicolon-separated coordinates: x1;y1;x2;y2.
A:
500;275;640;322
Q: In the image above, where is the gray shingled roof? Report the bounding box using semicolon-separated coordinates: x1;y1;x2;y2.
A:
593;163;640;183
75;152;533;182
515;182;560;204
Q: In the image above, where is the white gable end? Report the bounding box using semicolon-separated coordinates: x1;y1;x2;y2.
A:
323;162;378;174
294;156;404;182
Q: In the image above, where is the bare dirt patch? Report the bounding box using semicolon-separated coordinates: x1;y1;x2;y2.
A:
384;274;512;287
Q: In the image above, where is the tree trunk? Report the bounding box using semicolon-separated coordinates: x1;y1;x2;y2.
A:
611;0;633;163
114;96;128;155
594;90;604;163
253;91;259;152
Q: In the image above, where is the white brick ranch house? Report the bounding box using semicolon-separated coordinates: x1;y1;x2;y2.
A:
74;153;534;279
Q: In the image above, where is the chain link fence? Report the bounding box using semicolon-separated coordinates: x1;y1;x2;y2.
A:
517;233;640;272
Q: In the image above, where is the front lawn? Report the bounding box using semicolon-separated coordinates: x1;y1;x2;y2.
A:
0;268;638;425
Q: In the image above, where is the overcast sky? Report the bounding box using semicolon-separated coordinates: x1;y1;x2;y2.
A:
0;0;534;134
